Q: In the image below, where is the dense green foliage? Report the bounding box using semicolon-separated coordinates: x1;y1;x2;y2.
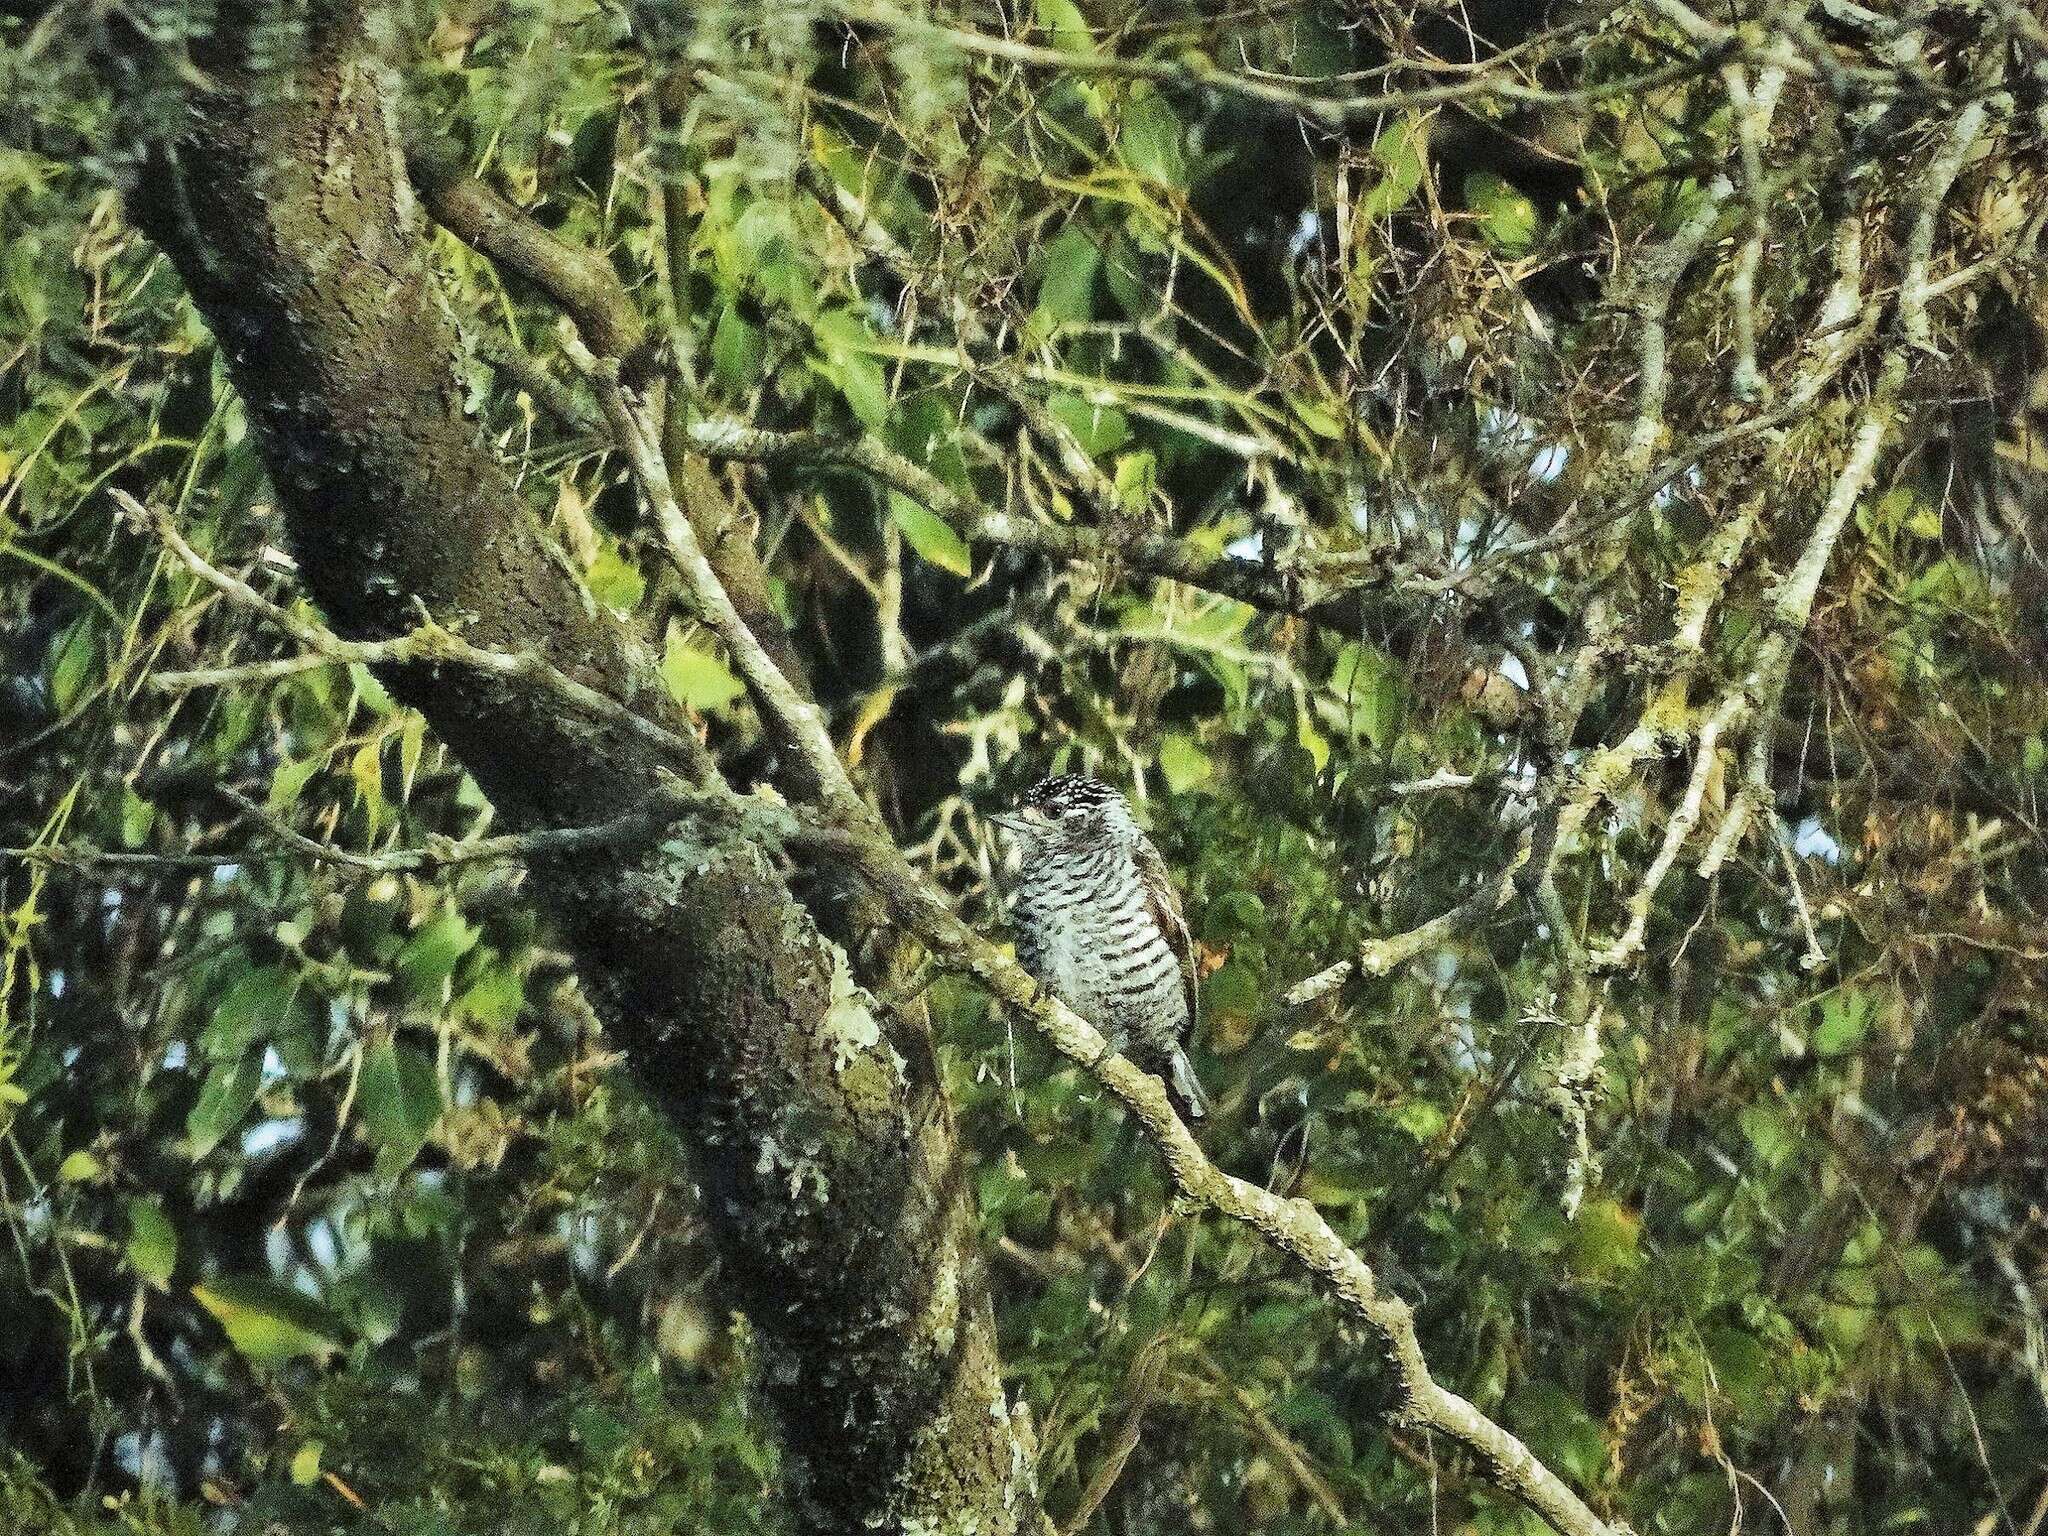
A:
3;3;2046;1533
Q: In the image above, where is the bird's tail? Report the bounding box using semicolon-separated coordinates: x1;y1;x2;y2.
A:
1166;1047;1210;1123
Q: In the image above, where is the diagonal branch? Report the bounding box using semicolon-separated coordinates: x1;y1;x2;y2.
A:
601;366;1629;1536
407;141;649;364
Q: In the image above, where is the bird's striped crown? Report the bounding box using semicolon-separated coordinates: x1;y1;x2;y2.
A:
994;773;1138;852
1021;773;1124;818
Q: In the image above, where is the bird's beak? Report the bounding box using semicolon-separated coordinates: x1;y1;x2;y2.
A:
988;811;1030;833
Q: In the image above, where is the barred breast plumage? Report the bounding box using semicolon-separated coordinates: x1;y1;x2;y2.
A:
995;774;1209;1122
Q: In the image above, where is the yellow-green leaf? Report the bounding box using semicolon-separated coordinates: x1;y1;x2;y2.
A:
1158;732;1212;794
57;1148;101;1182
398;711;426;803
587;546;646;614
289;1441;324;1487
350;738;385;835
662;623;747;711
1296;702;1330;773
888;492;972;577
125;1198;177;1288
192;1275;348;1364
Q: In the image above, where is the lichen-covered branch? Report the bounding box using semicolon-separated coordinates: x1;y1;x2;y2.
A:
601;318;1628;1536
115;16;1044;1533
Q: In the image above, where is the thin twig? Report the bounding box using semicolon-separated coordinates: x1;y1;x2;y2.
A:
112;488;702;767
604;359;1627;1536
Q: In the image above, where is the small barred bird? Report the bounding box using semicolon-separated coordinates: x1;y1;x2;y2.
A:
991;774;1210;1122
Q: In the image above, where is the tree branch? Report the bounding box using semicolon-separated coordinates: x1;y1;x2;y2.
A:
832;2;1743;124
112;489;702;769
601;350;1628;1536
406;142;649;365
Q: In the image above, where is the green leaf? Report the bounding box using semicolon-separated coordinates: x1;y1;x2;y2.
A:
662;623;747;711
888;396;972;492
455;965;526;1031
1466;172;1540;253
118;787;156;849
48;618;98;712
1046;392;1129;456
348;661;394;716
1178;599;1255;644
57;1148;101;1182
1034;227;1100;326
1330;641;1402;749
888;492;973;577
1510;1383;1609;1487
125;1198;177;1288
186;1052;265;1158
192;1275;348;1364
711;303;765;395
359;1040;443;1167
1701;1324;1767;1399
1738;1101;1794;1170
1815;987;1873;1056
731;198;796;268
1118;88;1185;186
812;310;890;432
202;965;304;1060
1157;732;1212;794
397;909;479;1000
268;754;322;814
1035;0;1095;53
1358;120;1426;220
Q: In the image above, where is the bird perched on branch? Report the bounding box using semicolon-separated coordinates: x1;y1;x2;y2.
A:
991;774;1210;1123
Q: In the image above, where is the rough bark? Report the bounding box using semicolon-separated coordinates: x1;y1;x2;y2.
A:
119;9;1038;1531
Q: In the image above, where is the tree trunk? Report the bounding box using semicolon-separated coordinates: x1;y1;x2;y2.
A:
118;9;1040;1531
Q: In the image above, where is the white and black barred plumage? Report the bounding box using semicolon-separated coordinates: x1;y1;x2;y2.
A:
992;774;1210;1122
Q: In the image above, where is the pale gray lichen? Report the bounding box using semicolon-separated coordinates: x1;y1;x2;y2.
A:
821;946;882;1071
817;942;907;1084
